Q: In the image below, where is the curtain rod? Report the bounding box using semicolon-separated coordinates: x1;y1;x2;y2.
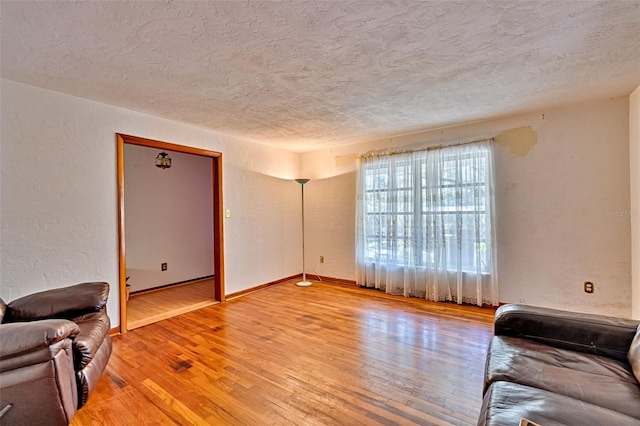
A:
357;137;494;159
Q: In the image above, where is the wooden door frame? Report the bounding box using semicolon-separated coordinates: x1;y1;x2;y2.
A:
116;133;225;334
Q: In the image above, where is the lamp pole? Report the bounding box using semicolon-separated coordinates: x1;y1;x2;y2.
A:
295;179;311;287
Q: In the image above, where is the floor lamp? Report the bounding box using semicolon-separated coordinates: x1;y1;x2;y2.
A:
295;178;312;287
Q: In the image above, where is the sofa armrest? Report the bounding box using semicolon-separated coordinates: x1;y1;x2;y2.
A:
72;311;111;370
0;320;79;424
4;282;109;322
494;304;639;362
0;320;81;357
0;320;80;371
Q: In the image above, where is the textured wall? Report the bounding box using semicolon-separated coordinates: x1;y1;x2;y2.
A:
1;76;633;322
124;145;214;292
0;79;301;327
302;97;632;317
302;173;356;281
631;86;640;320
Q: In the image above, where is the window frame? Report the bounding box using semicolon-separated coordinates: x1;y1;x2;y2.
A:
361;146;491;273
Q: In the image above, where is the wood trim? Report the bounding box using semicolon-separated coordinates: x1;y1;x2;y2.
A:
225;274;302;300
314;275;358;286
117;134;222;158
116;134;127;334
116;133;225;332
213;153;225;302
129;275;215;296
109;327;120;336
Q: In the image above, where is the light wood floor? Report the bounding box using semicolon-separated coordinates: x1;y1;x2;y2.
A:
74;280;495;426
127;280;217;330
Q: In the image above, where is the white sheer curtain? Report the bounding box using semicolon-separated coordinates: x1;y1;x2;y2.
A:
355;140;498;306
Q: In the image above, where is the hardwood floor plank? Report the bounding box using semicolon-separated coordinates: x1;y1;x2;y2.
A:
140;378;209;425
73;280;494;425
127;280;216;330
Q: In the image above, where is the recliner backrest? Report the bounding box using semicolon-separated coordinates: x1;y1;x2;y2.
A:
4;282;109;322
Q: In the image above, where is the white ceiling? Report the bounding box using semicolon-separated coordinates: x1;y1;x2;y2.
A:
2;1;639;152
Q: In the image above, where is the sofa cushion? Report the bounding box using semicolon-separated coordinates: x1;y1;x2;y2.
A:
71;311;110;370
485;335;640;419
479;381;640;426
629;325;640;383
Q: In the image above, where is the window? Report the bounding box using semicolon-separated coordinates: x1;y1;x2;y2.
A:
356;140;497;306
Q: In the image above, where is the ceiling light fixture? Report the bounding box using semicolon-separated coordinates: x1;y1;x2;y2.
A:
155;151;172;169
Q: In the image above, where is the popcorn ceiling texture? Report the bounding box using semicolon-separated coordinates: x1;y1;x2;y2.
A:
1;0;639;152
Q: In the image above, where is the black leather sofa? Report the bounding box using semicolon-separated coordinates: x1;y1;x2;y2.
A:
0;282;112;425
478;304;640;425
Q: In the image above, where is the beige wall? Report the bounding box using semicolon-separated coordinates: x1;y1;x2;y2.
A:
631;85;640;319
1;77;635;323
302;97;632;317
0;79;302;327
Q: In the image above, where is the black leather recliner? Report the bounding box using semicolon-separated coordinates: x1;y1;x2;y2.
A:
0;282;113;425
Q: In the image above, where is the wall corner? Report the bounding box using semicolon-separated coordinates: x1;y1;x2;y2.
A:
630;85;640;319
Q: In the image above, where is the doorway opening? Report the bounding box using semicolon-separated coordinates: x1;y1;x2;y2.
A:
116;134;225;333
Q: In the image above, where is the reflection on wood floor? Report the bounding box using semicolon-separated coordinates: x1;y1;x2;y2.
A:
127;279;217;330
74;280;496;425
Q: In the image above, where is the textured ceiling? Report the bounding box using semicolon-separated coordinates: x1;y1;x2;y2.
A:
2;1;639;152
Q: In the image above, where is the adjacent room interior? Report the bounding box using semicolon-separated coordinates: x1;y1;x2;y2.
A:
123;143;216;329
1;1;639;425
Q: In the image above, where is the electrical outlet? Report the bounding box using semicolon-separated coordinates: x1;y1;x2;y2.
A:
320;256;324;263
584;281;594;293
161;263;167;271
